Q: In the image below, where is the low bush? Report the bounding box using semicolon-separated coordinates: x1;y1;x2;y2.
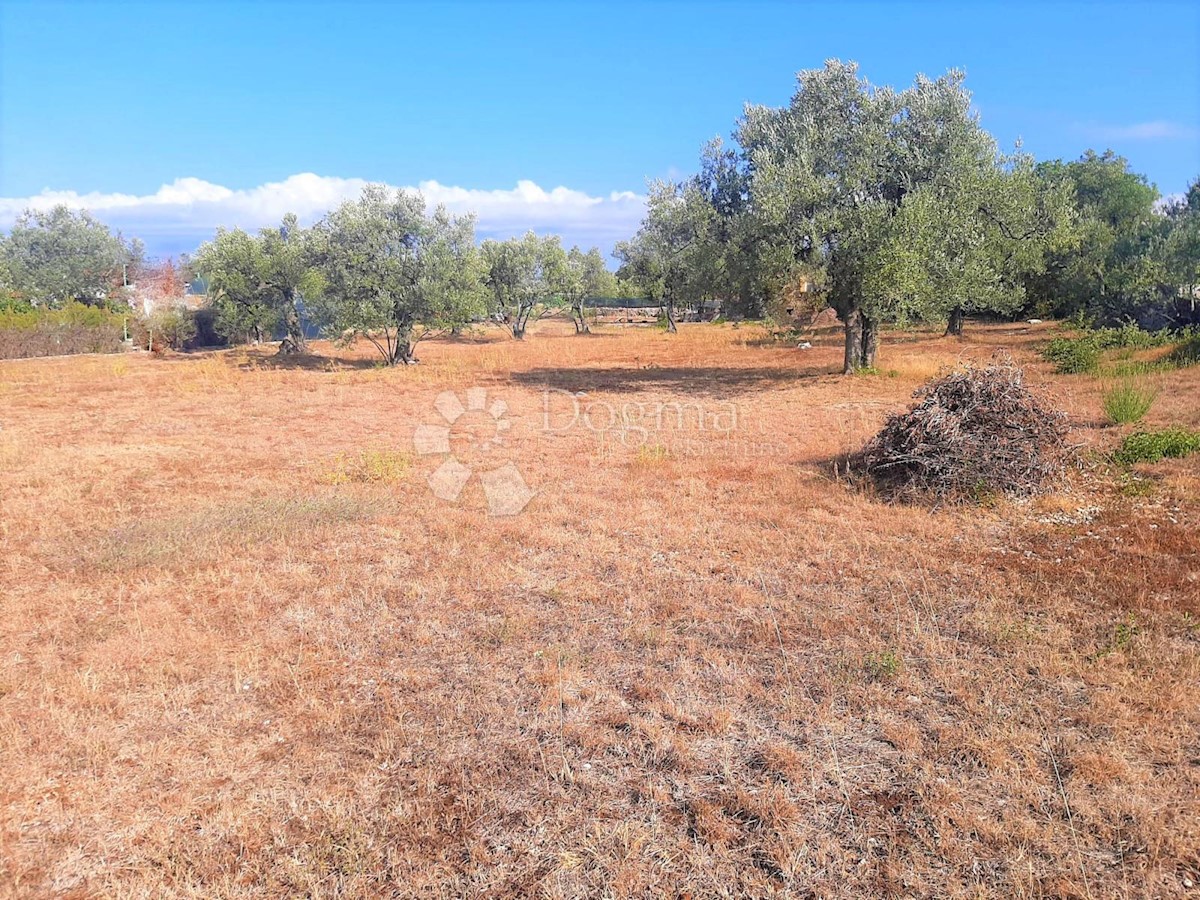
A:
854;358;1070;502
0;302;128;359
1043;334;1101;374
1112;428;1200;465
1094;323;1176;351
1101;379;1158;425
1044;327;1199;376
147;306;197;350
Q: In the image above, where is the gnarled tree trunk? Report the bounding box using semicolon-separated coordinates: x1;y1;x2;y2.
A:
277;290;308;355
945;305;964;337
842;307;878;373
664;298;678;334
861;312;878;368
388;326;417;365
387;308;417;364
512;301;532;339
843;307;863;373
389;341;416;364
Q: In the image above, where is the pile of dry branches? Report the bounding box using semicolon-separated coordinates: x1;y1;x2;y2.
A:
854;359;1070;502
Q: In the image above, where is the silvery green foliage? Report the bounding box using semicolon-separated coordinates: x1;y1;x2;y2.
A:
313;185;485;363
614;179;721;332
193;227;279;343
562;246;616;333
727;61;1072;365
480;231;568;338
193;214;322;350
0;205;142;308
1030;152;1200;327
1164;179;1200;310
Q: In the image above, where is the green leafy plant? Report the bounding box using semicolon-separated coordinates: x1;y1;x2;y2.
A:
1091;615;1139;660
1094;324;1175;350
1101;379;1158;425
1043;334;1101;374
1116;472;1156;497
144;306;197;351
1042;326;1196;377
1113;428;1200;465
863;650;901;682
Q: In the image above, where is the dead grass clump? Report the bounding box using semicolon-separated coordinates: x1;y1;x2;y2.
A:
854;359;1069;502
321;448;411;484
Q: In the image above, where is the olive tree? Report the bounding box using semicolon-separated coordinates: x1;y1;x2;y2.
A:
614;180;719;333
1163;177;1200;318
0;205;142;308
192;228;278;344
193;214;319;352
480;232;568;339
258;214;320;353
313;185;484;364
869;152;1077;337
1026;151;1163;324
563;246;616;334
738;61;1052;371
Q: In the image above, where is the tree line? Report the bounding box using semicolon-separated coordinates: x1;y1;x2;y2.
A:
2;60;1197;371
0;189;629;364
192;187;625;364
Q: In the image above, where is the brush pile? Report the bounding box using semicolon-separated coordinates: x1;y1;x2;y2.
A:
855;358;1069;502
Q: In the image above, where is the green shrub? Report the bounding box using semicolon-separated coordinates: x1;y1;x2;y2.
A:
1044;327;1198;377
1113;428;1200;465
1101;380;1158;425
1094;324;1174;351
1043;335;1101;374
0;293;33;314
1169;334;1200;367
145;306;198;350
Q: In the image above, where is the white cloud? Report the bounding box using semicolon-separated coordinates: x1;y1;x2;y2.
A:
1078;120;1200;141
0;174;646;256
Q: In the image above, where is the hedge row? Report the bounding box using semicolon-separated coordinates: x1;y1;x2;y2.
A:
0;303;129;359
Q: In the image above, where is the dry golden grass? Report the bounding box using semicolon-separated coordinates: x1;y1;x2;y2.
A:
1;320;1198;897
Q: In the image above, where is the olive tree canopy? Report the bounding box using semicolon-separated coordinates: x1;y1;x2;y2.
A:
0;205;143;308
736;61;1069;370
312;185;484;364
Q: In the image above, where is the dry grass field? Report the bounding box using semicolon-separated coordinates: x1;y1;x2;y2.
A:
1;320;1198;898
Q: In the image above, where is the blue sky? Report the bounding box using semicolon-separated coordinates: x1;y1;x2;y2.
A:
1;0;1198;258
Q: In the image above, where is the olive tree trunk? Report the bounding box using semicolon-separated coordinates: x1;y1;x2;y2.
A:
842;307;879;373
388;328;417;365
278;292;308;355
512;300;533;339
945;305;964;337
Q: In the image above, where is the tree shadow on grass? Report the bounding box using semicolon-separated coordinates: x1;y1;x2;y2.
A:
511;364;833;398
222;351;383;371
